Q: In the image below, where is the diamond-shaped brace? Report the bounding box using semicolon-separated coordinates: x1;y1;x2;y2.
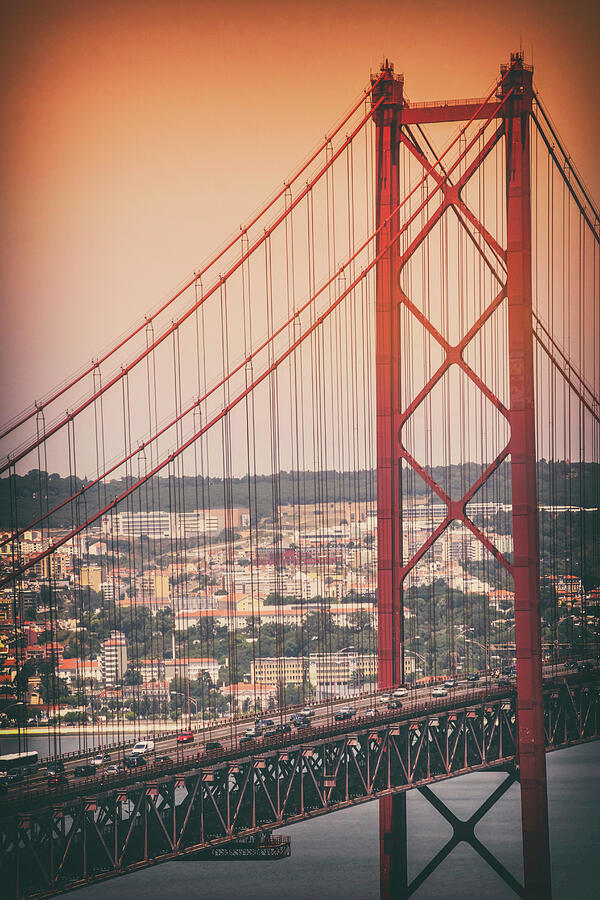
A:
398;364;512;579
399;209;504;348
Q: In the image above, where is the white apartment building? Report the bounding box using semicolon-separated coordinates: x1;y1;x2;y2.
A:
116;511;171;538
57;658;100;687
186;657;220;683
99;631;127;686
162;657;220;684
104;509;249;540
100;580;125;603
170;512;222;539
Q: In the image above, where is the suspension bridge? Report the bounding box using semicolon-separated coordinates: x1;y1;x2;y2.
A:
0;52;598;899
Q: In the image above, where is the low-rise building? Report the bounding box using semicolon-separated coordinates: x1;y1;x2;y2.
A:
251;651;378;699
226;681;277;711
122;680;170;703
57;658;100;687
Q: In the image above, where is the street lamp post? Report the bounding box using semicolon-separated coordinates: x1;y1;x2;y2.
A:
170;691;198;730
462;637;490;673
403;649;427;683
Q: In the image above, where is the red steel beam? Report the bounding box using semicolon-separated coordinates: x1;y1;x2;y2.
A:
402;100;502;124
504;56;552;899
372;53;552;900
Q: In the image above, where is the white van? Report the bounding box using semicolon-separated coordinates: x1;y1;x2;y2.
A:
131;740;155;756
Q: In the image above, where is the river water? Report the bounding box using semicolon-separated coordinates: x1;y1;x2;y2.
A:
9;740;588;899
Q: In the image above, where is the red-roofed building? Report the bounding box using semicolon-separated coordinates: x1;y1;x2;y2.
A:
58;658;100;686
25;641;64;665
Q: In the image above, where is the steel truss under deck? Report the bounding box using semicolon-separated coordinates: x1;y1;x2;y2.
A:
1;676;598;899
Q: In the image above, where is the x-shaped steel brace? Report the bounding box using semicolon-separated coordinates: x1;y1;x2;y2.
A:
405;770;524;897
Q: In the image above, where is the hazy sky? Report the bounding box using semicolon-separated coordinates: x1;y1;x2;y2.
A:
1;0;599;429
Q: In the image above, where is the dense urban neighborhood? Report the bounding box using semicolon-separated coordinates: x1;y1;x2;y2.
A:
1;469;597;729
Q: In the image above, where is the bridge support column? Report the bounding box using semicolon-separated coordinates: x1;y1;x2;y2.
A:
379;792;408;900
503;54;552;899
371;61;406;900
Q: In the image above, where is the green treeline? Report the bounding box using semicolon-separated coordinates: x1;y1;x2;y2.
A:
0;461;598;531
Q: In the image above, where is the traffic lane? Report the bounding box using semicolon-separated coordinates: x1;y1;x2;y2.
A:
106;680;514;768
2;670;546;789
30;661;586;768
144;686;507;769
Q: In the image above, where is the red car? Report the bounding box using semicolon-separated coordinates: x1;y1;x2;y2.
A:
177;731;194;744
48;773;68;787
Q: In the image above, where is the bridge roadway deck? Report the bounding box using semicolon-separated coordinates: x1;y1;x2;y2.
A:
1;675;514;802
0;668;598;898
1;662;590;804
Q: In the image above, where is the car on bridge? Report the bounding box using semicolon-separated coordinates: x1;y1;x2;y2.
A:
245;726;262;738
466;673;480;682
205;740;223;752
131;740;154;755
393;687;409;698
334;707;356;721
443;679;457;688
46;761;65;776
261;723;291;737
293;718;310;729
177;731;194;744
123;755;148;769
387;700;402;710
74;764;96;777
93;752;111;766
48;773;69;787
432;687;448;697
300;708;315;718
290;713;310;725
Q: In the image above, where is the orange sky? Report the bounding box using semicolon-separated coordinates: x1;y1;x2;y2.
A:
1;0;599;427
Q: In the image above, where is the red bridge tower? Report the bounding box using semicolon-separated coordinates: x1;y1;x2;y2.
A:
373;54;551;899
